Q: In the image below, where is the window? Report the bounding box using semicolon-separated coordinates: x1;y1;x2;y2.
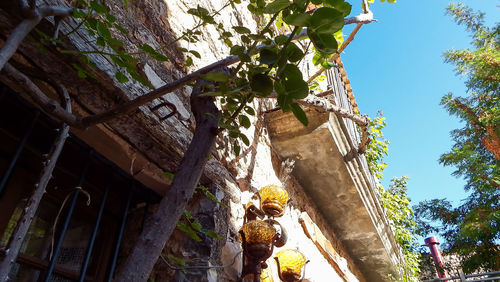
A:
0;84;155;281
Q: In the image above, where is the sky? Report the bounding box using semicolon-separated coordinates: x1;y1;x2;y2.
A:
340;0;499;209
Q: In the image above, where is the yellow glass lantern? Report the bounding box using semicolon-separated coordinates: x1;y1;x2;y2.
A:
240;220;277;260
260;266;274;282
275;249;307;282
259;184;289;217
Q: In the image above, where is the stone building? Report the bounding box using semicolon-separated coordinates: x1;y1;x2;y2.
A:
0;0;404;281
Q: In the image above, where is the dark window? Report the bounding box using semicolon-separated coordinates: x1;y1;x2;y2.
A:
0;84;156;281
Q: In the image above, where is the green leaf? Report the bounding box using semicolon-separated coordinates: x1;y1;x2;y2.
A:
244;106;255;116
114;23;129;35
72;63;87;78
185;56;193;66
190;219;203;232
285;43;303;62
239;115;251;129
240;133;250;146
263;0;291;14
96;36;106;47
177;222;202;242
201;72;229;82
280;64;308;99
105;37;124;47
250;73;273;96
202;229;223;239
274;35;289;45
115;71;129;83
183;210;194;220
162;171;175;180
293;0;307;7
324;0;352;16
90;1;107;14
139;44;169;61
284;13;311;27
310;7;344;34
233;142;241;156
291;103;308;126
167;254;187;267
334;30;344;46
189;50;201;58
277;92;293;112
241;35;251;44
204;191;229;208
96;21;112;39
106;13;116;23
230;45;246;56
307;29;338;53
233;26;251;34
259;48;278;65
73;8;87;18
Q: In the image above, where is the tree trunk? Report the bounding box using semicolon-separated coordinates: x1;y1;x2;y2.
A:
114;70;225;282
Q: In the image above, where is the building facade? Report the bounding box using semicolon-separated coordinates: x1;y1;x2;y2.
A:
0;0;403;281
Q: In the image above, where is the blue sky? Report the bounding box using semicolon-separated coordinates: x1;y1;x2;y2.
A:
340;0;499;208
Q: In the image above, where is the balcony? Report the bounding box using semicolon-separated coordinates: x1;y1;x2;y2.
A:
265;65;404;281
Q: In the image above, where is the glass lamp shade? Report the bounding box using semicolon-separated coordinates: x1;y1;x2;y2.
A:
260;266;274;282
259;184;289;217
240;220;276;260
275;249;306;281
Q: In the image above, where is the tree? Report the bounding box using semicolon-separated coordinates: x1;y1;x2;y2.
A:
378;176;421;282
365;114;421;281
0;0;393;280
415;3;500;273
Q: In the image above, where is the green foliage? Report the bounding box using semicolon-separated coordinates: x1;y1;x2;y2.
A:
366;117;420;281
378;177;421;282
46;0;396;157
365;113;389;179
415;3;500;273
176;210;224;242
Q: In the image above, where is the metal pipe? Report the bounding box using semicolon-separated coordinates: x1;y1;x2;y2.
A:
0;110;40;196
43;151;92;281
425;236;449;278
78;181;111;281
107;183;133;282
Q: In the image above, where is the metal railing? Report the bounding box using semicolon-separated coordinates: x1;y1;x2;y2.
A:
325;67;377;190
424;270;500;282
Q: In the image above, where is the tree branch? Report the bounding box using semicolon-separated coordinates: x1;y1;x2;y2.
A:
2;63;84;127
80;55;239;127
344;10;376;25
0;6;75;71
1;3;373;131
307;23;363;83
296;95;371;156
0;83;70;281
296;95;369;126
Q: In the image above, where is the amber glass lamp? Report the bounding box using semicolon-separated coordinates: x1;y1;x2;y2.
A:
240;220;277;261
258;184;289;217
274;249;308;282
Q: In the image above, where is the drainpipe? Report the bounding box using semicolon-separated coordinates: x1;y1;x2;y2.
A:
425;236;449;278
